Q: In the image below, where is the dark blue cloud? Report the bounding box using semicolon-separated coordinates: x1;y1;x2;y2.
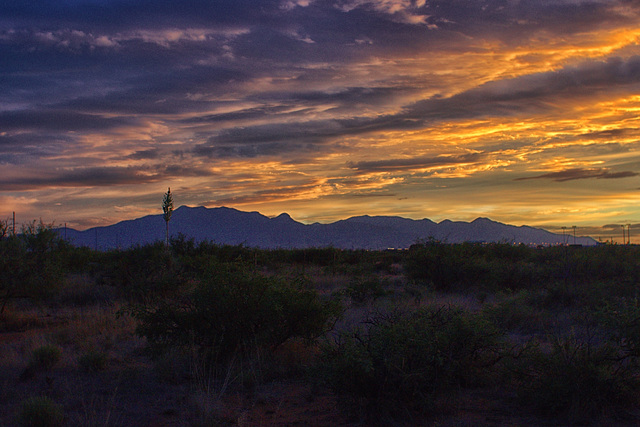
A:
0;109;136;131
0;1;280;31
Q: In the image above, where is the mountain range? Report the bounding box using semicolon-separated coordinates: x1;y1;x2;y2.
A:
60;206;598;250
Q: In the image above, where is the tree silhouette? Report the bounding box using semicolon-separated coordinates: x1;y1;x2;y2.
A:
162;187;174;247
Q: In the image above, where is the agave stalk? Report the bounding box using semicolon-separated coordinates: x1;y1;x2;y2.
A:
162;187;174;247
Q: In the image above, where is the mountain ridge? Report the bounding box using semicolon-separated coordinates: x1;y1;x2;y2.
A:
62;205;598;250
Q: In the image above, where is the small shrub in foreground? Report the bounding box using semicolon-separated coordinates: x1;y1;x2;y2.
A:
16;396;64;427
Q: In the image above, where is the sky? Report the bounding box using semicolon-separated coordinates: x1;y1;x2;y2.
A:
1;0;640;242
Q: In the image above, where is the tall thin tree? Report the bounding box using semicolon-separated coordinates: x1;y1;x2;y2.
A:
162;187;174;247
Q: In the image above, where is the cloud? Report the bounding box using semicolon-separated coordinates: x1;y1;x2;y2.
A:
281;0;314;10
0;110;135;131
348;153;483;173
127;149;160;160
193;119;346;158
336;0;431;25
1;162;217;191
1;166;159;191
580;128;640;140
189;55;640;160
515;168;639;182
403;55;640;122
212;181;324;205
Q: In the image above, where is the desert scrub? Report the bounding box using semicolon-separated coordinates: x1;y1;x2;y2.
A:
516;329;640;423
339;275;389;305
29;345;62;371
78;350;108;372
134;269;341;363
482;290;551;334
16;396;64;427
319;305;505;420
0;222;67;313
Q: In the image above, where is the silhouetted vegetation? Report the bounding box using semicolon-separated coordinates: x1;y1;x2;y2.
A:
320;305;507;420
0;221;71;313
3;226;640;425
133;269;341;361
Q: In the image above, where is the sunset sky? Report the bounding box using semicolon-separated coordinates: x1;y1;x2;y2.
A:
2;0;640;242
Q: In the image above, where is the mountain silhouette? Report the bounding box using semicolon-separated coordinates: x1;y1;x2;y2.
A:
62;206;597;250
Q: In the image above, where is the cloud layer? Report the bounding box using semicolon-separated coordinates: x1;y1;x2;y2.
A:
1;0;640;238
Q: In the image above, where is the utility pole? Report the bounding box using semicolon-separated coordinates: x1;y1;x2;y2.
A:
12;211;15;235
572;226;576;245
622;225;626;245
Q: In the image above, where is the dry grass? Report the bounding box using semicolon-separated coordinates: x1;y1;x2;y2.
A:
51;304;140;353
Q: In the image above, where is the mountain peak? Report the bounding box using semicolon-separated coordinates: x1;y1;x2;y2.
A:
273;212;294;222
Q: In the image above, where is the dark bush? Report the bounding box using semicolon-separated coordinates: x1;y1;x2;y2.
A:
29;345;62;371
97;242;187;301
516;329;640;423
0;222;67;313
319;305;505;420
340;275;389;305
16;396;64;427
78;350;108;372
133;269;341;363
482;290;550;334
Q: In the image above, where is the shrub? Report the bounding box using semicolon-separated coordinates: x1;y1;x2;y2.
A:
16;396;64;427
98;242;184;302
29;345;62;371
78;350;108;372
319;305;505;420
482;290;550;334
602;297;640;359
403;241;467;290
0;222;67;313
340;275;389;305
516;330;640;422
134;269;342;363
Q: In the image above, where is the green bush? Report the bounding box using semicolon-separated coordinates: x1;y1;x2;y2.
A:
319;305;505;419
16;396;64;427
134;269;341;363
